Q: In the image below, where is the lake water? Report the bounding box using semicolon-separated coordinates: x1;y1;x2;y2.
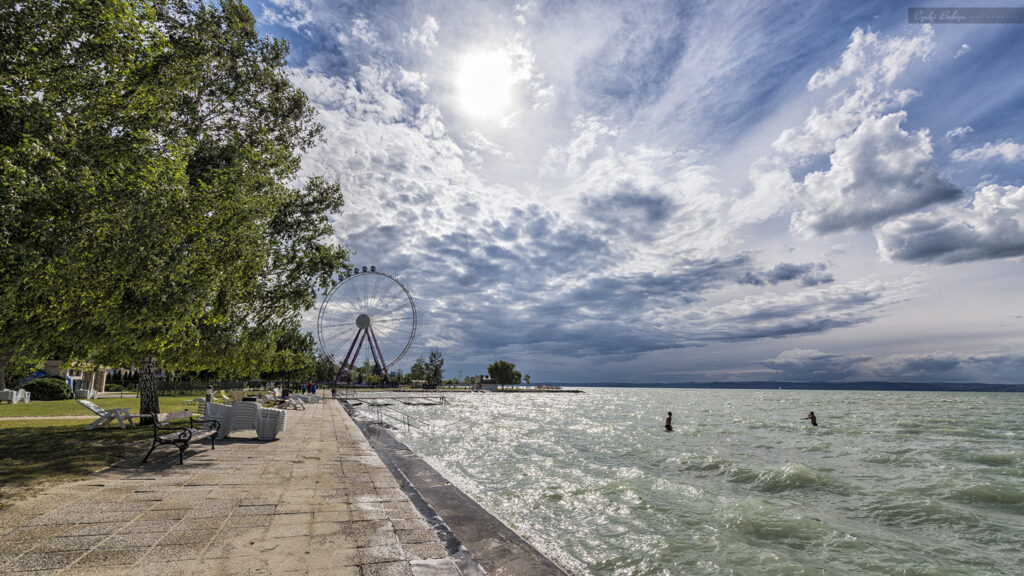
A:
358;388;1024;575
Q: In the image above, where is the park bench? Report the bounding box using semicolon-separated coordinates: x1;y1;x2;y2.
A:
142;410;220;465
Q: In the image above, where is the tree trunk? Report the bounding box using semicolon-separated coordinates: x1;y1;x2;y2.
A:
138;355;161;422
0;350;11;390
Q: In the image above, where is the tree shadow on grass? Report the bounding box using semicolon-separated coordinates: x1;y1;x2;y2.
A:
0;423;152;507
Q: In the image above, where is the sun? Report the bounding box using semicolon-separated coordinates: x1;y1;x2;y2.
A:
455;49;518;120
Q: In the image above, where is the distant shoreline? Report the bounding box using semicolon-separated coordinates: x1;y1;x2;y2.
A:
530;381;1024;392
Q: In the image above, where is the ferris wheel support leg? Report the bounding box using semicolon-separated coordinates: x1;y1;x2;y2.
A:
367;326;391;387
337;329;366;386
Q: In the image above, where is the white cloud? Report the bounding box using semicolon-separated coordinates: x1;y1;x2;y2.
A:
955;43;970;58
514;2;536;26
775;27;933;157
951;140;1024;163
259;0;312;31
877;184;1024;263
463;129;513;159
791;112;960;235
339;17;379;46
541;116;617;177
416;104;446;139
944;125;972;140
806;27;934;90
406;16;440;54
754;26;960;237
735;161;799;224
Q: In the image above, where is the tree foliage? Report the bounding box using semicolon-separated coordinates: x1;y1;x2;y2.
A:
409;356;427;383
425;348;444;389
1;1;349;414
487;360;522;389
1;0;172;384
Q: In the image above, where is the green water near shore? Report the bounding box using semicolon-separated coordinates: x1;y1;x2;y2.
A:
374;388;1024;575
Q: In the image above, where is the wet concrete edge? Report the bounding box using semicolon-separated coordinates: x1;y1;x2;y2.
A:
344;402;568;576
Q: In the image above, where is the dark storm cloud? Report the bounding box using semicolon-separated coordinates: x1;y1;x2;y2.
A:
877;185;1024;264
417;255;901;362
691;281;901;345
878;353;961;376
759;350;1024;383
760;349;869;381
738;262;834;287
583;187;676;241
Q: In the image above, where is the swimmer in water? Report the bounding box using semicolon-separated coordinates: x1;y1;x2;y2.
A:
802;411;818;426
665;411;673;431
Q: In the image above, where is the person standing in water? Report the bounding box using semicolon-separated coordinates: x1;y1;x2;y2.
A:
802;411;818;426
665;411;673;431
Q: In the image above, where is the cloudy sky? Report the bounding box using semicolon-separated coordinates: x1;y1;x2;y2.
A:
248;0;1024;384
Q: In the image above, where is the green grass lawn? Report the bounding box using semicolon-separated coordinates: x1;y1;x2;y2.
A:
0;395;204;418
0;419;155;508
0;395;211;508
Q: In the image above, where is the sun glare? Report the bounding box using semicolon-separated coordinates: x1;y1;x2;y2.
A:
455;49;517;120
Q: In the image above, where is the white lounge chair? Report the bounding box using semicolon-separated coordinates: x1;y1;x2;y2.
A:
77;399;134;430
1;389;31;404
255;406;286;440
226;401;260;436
204;401;233;438
294;393;320;404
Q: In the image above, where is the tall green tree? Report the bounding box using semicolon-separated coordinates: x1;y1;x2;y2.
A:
1;0;171;387
121;0;347;416
3;1;348;414
488;360;522;390
425;348;444;389
409;356;427;385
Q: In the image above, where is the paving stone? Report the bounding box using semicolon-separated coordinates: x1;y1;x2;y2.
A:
0;402;490;576
224;514;273;529
360;559;413;576
396;528;438;546
37;534;107;552
3;550;79;572
169;516;225;532
130;559;195;576
265;522;309;539
60;523;119;537
158;528;218;546
125;519;181;533
403;541;448;561
98;532;159;549
141;508;188;520
352;543;406;565
75;546;148;567
233;504;275;516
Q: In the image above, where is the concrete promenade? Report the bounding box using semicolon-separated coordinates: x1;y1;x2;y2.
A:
0;400;462;575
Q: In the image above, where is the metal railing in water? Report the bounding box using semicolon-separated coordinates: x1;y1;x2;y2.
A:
366;402;434;431
337;391;446;430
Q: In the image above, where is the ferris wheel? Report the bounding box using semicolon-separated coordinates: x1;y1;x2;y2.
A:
316;267;417;385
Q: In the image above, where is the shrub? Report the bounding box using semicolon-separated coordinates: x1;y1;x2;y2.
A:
23;377;73;401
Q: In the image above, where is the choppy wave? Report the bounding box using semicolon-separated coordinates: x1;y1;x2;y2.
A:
370;388;1024;575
